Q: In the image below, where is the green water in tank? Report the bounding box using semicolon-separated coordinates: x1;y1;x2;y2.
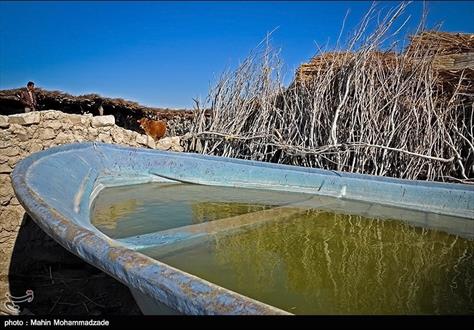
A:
91;182;312;238
142;210;474;314
91;182;474;314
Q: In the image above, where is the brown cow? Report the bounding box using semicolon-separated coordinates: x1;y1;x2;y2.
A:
137;118;167;141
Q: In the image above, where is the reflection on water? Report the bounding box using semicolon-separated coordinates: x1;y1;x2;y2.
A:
92;199;141;231
191;202;271;223
91;183;310;238
143;209;474;315
92;182;474;314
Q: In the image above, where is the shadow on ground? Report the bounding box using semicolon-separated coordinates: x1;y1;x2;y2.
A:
8;214;142;315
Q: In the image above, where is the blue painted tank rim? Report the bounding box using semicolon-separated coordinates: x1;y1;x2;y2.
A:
11;142;293;315
18;141;474;192
10;142;474;314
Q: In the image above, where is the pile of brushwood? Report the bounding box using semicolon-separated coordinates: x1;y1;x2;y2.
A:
185;3;474;183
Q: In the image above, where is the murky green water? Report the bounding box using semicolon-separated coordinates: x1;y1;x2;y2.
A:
91;182;312;238
92;182;474;314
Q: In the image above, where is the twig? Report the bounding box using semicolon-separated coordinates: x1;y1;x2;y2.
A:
49;294;63;314
49;266;54;285
76;292;106;308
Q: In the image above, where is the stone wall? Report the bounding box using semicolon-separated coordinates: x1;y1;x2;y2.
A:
0;110;183;315
0;87;198;137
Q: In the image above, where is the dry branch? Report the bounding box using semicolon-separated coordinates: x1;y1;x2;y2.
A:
185;3;473;183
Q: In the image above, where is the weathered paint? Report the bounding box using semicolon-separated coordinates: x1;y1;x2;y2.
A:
11;142;474;315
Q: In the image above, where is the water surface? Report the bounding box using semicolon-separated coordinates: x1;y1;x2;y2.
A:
92;182;474;314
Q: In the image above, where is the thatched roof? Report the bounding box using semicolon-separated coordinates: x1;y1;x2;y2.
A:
296;51;400;82
406;31;474;56
295;31;474;94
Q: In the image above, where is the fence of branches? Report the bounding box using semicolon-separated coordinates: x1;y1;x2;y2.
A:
184;2;474;183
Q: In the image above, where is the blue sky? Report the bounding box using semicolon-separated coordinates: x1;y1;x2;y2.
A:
1;1;473;108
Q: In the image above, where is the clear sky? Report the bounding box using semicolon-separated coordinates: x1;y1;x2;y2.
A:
1;1;473;108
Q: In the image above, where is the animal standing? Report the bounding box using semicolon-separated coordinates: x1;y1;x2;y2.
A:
137;118;167;141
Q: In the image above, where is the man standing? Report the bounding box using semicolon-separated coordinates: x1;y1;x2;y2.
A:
19;81;38;113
